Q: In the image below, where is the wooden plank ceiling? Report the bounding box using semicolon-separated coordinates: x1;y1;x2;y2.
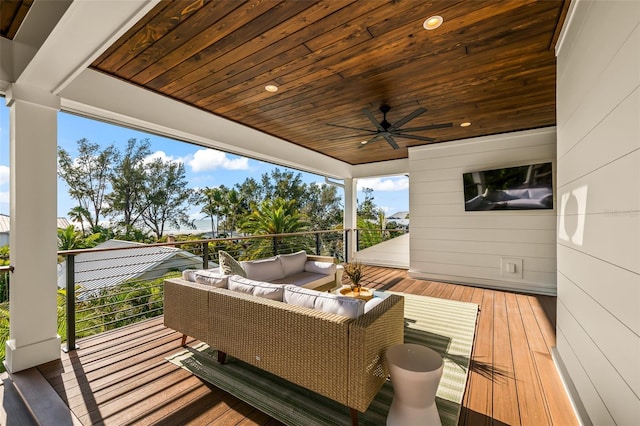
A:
0;0;33;40
100;1;566;165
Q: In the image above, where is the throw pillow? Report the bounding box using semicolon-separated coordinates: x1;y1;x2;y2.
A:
241;256;285;281
218;250;247;277
278;250;307;276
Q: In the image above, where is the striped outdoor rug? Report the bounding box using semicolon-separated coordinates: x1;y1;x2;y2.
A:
167;292;479;426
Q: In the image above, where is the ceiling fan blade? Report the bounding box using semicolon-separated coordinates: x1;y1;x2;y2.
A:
389;107;427;131
396;122;453;132
383;134;400;150
326;123;377;132
393;133;436;142
358;134;382;149
362;108;385;131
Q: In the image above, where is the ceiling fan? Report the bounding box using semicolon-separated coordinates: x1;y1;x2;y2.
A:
328;105;452;150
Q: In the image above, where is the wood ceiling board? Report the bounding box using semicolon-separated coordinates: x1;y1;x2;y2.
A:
0;0;32;40
90;0;569;166
138;0;314;88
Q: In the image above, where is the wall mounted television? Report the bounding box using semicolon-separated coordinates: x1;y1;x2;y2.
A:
463;162;553;211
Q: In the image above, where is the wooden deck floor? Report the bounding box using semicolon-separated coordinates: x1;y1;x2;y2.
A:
30;267;578;425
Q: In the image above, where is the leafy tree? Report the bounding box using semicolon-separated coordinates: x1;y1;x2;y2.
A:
235;177;262;210
225;188;246;236
57;225;101;250
105;138;152;236
357;187;378;221
303;183;342;230
199;186;228;237
58;139;118;232
241;198;308;257
139;158;195;238
68;206;91;236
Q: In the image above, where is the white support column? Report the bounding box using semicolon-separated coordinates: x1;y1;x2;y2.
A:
4;84;61;373
343;178;358;262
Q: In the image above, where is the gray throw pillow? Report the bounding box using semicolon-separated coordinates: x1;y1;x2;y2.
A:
218;250;247;277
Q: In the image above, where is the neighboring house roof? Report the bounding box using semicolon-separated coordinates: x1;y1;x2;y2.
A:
57;239;205;295
387;211;409;220
0;214;72;233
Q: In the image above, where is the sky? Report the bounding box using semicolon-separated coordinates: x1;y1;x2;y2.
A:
0;104;408;224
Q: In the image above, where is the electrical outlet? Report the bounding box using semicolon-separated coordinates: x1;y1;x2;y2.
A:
500;257;523;279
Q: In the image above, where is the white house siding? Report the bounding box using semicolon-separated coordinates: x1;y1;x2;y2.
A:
555;1;640;425
407;128;557;295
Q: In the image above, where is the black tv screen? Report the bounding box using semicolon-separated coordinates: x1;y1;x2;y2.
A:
463;162;553;211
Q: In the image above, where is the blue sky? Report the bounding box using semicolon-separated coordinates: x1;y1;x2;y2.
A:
0;104;408;222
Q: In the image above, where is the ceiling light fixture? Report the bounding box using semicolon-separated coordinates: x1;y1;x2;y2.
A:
423;15;443;30
265;84;278;92
460;122;471;127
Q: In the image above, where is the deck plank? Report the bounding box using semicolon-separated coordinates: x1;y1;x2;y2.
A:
14;266;578;426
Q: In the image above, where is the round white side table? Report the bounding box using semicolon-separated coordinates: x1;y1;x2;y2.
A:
385;343;444;426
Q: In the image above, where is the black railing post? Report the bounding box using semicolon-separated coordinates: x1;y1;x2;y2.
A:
272;237;279;256
202;242;209;269
356;229;360;252
315;233;321;255
64;254;77;352
344;230;349;263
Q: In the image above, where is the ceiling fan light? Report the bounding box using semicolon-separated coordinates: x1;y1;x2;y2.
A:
460;122;471;127
423;15;443;30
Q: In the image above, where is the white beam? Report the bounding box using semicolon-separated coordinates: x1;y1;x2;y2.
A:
16;0;159;94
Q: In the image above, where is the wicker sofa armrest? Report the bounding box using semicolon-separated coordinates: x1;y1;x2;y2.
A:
163;278;213;343
347;294;405;412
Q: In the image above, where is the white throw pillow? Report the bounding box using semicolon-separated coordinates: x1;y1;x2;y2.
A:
304;260;337;276
228;275;284;301
193;270;228;288
278;250;307;276
283;285;364;319
241;256;285;281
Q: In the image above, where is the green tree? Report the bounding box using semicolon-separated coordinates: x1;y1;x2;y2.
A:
57;225;102;250
225;188;246;236
199;186;228;237
105;138;152;236
68;206;91;236
241;198;308;257
58;138;118;232
139;158;195;238
357;187;378;221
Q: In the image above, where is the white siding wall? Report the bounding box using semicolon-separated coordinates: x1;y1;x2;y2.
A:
408;128;557;295
555;1;640;424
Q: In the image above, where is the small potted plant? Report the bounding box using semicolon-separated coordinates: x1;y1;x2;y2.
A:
344;261;363;294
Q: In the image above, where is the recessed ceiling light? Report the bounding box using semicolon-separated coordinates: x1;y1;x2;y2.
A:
360;140;368;145
265;84;278;92
460;122;471;127
423;15;443;30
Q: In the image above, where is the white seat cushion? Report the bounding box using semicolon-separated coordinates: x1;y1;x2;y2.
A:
304;260;336;275
283;285;364;319
228;275;285;301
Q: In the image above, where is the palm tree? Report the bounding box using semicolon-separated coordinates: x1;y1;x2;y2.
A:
241;198;307;257
68;206;90;235
57;226;101;251
200;186;228;237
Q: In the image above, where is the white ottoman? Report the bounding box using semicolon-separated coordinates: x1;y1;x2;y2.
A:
386;343;444;426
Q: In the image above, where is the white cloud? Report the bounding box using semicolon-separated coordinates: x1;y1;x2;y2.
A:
188;149;249;172
144;150;184;165
357;176;408;192
0;166;9;186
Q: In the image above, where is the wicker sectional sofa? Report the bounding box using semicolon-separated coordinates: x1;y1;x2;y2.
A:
163;273;405;424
